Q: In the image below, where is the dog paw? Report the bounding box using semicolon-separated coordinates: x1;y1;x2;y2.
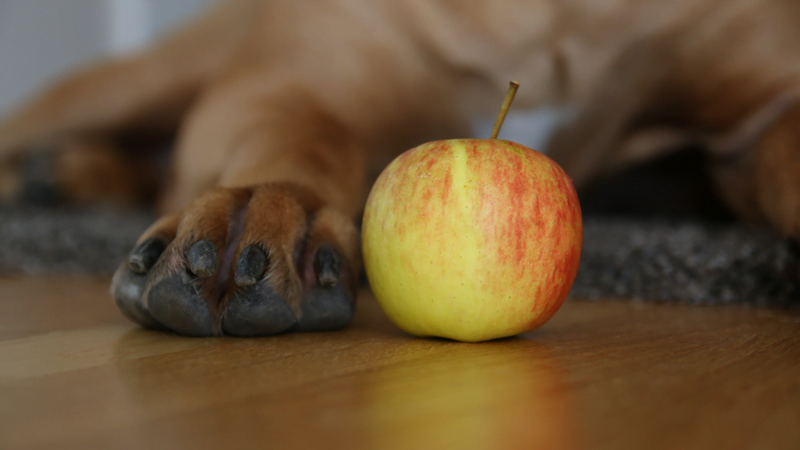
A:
111;184;359;337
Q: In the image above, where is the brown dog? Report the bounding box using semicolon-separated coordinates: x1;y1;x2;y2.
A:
0;0;799;336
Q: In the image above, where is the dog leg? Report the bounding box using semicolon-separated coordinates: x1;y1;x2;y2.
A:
546;12;800;240
546;36;692;188
111;79;364;336
709;99;800;238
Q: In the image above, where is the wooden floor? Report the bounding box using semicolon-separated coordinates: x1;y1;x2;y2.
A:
1;277;799;450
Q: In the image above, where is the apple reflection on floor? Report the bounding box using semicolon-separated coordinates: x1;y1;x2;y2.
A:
362;338;577;450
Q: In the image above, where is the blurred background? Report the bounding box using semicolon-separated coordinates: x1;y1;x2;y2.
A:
0;0;569;276
0;0;565;150
0;0;209;116
0;0;733;221
0;0;795;305
0;0;209;273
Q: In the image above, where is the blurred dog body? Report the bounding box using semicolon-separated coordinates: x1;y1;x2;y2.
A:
0;0;799;335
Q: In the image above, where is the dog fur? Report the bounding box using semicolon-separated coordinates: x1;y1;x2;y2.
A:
1;0;799;335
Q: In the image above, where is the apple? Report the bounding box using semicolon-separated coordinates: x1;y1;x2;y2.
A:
361;82;582;342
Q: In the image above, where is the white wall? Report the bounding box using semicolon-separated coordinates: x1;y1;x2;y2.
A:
0;0;209;116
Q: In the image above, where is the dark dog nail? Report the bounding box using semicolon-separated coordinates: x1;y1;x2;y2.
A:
234;246;268;286
187;240;217;277
314;245;341;287
128;238;166;274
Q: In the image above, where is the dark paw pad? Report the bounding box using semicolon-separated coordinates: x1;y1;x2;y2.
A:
296;288;355;332
296;245;354;331
223;282;297;337
111;266;165;330
147;272;215;336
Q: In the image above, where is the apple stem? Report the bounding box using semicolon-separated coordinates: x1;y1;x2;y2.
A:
490;81;520;139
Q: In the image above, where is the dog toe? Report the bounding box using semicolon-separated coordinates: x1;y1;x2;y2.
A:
128;238;166;274
112;229;173;330
314;245;341;286
296;245;355;331
297;289;355;332
223;282;297;337
111;264;166;330
147;271;216;336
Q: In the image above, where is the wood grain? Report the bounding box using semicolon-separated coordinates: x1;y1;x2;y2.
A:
0;276;799;450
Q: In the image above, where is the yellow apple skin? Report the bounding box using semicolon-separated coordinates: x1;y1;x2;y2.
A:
362;139;582;342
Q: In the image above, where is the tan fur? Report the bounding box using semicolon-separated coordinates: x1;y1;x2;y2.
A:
1;0;800;271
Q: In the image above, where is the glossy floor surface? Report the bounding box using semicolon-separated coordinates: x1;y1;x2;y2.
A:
1;276;799;450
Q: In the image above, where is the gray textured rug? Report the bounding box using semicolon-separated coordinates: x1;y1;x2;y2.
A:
572;219;799;307
1;208;798;306
0;208;153;274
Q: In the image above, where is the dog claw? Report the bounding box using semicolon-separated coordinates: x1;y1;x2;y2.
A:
234;245;268;286
187;240;217;278
314;245;341;287
128;238;165;274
